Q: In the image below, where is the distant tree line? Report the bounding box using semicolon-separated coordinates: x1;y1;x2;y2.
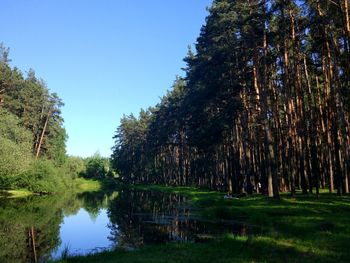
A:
111;0;350;198
82;153;115;179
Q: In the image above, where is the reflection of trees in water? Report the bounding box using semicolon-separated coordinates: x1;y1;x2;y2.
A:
0;190;120;263
107;190;187;248
76;191;119;220
109;190;202;247
0;195;69;263
107;189;246;249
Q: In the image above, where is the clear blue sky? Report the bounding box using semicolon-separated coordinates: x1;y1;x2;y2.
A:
0;0;212;157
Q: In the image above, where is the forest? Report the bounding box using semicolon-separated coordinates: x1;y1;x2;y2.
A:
111;0;350;199
0;43;113;194
1;0;350;262
0;42;70;192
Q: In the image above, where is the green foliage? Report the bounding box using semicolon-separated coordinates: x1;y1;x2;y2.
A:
0;106;70;194
0;43;67;164
17;159;66;193
111;109;152;183
45;125;68;166
63;156;86;179
0;138;30;187
111;0;350;198
0;42;10;63
0;43;70;193
0;109;32;188
82;153;114;179
0;109;32;147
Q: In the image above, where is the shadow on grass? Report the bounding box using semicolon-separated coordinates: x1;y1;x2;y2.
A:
127;184;350;262
55;234;338;263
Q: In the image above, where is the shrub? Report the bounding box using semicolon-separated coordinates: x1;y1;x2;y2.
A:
17;159;65;193
62;156;86;179
0;110;32;188
0;137;31;188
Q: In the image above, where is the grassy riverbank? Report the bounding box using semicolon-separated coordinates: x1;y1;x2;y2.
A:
73;178;102;192
0;189;33;198
55;185;350;263
0;178;105;199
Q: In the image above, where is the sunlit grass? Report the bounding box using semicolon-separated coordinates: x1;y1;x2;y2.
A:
74;178;102;192
0;189;33;198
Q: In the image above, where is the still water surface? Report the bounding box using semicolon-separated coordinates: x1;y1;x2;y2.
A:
0;188;248;262
51;208;113;259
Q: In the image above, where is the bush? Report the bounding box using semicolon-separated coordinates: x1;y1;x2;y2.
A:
17;159;65;193
0;110;32;189
0;137;31;188
62;156;86;179
0;109;76;193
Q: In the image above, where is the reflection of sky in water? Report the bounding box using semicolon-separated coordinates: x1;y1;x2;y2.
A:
52;208;114;259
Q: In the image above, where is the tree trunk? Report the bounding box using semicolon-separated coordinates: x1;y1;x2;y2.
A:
35;109;51;159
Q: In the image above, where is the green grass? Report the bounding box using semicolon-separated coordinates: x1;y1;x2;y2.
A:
0;178;103;199
73;178;102;192
53;235;333;263
54;185;350;263
0;189;33;198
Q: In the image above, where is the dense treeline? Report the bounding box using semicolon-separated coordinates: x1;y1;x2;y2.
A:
112;0;350;198
0;43;81;192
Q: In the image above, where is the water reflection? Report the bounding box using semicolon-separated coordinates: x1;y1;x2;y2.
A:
0;195;65;263
0;191;117;263
107;189;252;249
0;188;251;262
51;208;113;259
108;190;191;248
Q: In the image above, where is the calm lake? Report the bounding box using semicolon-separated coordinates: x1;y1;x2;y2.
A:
0;188;248;262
